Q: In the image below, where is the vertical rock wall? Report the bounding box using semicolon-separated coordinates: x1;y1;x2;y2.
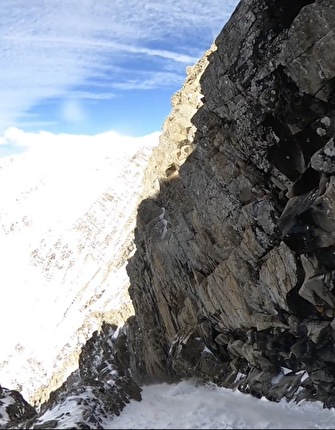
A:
127;0;335;406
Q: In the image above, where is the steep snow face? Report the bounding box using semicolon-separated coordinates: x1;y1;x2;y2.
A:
0;131;159;404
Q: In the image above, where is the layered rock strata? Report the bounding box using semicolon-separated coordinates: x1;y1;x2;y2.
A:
127;0;335;407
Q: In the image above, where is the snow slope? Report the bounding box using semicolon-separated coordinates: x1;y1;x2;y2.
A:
108;380;335;429
0;129;159;404
26;380;335;429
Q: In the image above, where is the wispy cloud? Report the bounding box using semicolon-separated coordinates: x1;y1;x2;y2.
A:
83;71;184;91
0;0;240;132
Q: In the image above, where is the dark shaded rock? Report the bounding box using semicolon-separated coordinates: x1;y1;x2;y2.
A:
127;0;335;409
0;386;36;429
31;420;58;429
15;322;141;429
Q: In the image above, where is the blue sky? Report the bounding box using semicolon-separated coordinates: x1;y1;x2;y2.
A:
0;0;239;155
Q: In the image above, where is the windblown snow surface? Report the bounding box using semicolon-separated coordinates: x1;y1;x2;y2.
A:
25;379;335;429
109;380;335;429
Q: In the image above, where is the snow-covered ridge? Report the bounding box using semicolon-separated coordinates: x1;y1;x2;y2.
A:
0;129;160;404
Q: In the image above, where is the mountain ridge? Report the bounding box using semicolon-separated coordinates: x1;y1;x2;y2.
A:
0;132;159;405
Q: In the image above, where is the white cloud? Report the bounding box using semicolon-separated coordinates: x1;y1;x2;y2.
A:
0;127;160;155
66;91;116;101
0;0;240;131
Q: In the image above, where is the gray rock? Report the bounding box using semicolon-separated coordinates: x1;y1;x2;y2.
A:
15;323;141;429
0;386;36;428
127;0;335;408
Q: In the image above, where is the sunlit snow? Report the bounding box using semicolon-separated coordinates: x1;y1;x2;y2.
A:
29;380;335;429
0;129;160;403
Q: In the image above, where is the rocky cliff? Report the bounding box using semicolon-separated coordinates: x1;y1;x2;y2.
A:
127;0;335;407
2;0;335;427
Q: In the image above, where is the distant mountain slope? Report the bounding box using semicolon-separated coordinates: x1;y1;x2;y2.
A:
0;131;159;405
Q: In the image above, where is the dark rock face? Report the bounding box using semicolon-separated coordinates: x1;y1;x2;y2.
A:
127;0;335;406
11;323;141;429
0;386;36;429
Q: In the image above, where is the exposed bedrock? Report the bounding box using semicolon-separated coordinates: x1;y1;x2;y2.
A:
4;322;142;429
127;0;335;406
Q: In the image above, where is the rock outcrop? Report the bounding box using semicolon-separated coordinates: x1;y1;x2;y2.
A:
0;386;36;429
127;0;335;407
0;323;141;429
